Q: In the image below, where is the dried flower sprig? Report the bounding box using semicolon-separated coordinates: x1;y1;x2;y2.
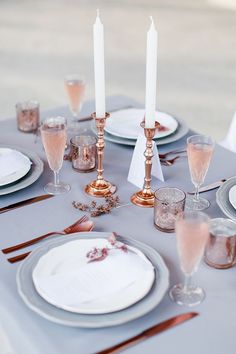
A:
72;195;121;217
86;233;128;263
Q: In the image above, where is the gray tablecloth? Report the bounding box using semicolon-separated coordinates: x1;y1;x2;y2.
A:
0;95;235;354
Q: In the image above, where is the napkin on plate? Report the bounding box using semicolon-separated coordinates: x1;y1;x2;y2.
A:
35;248;154;307
0;149;31;181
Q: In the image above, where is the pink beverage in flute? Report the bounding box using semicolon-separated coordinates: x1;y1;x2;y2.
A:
65;79;85;114
187;143;213;186
176;218;209;274
41;127;67;171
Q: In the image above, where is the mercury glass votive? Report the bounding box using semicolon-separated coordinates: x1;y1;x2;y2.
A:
16;101;40;132
70;135;97;172
204;218;236;269
154;187;186;233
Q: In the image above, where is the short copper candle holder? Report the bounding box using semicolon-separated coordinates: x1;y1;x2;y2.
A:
85;112;117;197
131;121;160;208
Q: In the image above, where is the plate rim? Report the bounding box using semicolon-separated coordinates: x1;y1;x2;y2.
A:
17;231;169;328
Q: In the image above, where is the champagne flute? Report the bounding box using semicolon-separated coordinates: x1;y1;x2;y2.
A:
186;135;214;210
41;116;70;195
65;75;86;119
169;211;210;307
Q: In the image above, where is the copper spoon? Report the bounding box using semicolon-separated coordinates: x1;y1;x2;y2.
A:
2;215;88;254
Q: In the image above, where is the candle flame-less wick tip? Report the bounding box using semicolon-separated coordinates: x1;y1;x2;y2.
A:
149;15;153;23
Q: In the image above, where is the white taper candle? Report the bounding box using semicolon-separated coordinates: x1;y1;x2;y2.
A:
93;9;106;118
145;16;158;128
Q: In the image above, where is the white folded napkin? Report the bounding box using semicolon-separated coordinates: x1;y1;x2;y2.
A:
36;248;153;307
0;149;31;181
219;111;236;153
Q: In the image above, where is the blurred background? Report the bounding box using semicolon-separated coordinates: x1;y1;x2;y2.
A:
0;0;235;140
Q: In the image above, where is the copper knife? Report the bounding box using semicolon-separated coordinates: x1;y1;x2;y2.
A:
77;105;133;123
188;179;227;195
0;194;54;214
96;312;199;354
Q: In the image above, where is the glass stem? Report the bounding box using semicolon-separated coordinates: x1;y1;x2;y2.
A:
184;274;193;293
193;185;200;203
54;171;60;186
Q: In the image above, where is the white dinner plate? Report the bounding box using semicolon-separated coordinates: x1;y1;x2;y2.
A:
229;185;236;210
17;232;169;328
32;238;155;315
105;108;178;140
0;145;44;196
0;148;31;187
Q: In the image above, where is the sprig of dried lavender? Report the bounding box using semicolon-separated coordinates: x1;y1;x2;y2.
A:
86;233;128;262
72;195;121;217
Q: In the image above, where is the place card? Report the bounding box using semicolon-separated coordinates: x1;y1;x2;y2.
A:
128;134;164;189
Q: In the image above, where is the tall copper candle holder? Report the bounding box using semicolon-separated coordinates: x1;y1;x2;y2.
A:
131;121;160;208
85;112;117;197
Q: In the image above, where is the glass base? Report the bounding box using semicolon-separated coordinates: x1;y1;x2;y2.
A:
185;195;210;211
169;283;205;307
44;182;71;195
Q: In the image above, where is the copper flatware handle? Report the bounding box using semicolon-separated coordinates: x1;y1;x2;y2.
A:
7;252;30;263
2;231;64;254
96;312;199;354
78;105;133;123
0;194;53;214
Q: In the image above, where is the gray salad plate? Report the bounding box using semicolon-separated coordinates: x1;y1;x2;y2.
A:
0;145;44;196
17;231;169;328
216;176;236;221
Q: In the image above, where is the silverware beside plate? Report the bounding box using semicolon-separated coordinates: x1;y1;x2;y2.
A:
0;194;53;215
97;312;199;354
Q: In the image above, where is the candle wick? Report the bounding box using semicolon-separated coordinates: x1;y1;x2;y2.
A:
149;15;153;24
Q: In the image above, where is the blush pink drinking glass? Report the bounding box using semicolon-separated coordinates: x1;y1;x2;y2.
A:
169;211;210;307
41;116;70;195
65;75;86;119
186;135;214;210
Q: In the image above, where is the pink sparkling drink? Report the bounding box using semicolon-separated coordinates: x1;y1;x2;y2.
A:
41;126;67;171
186;135;214;211
187;142;214;186
65;77;85;117
41;116;70;195
169;211;210;307
176;217;209;275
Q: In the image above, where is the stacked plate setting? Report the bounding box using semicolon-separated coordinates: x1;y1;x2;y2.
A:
92;108;189;146
17;232;169;328
0;145;43;195
217;176;236;221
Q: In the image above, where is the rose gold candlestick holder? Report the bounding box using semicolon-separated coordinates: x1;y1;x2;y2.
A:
131;121;160;208
85;112;117;197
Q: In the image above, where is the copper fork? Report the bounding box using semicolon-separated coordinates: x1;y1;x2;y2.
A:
159;148;186;159
2;215;88;254
160;156;181;166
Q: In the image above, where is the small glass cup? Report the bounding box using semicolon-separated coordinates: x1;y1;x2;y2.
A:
70;135;97;172
204;218;236;269
154;187;186;233
16;101;40;132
